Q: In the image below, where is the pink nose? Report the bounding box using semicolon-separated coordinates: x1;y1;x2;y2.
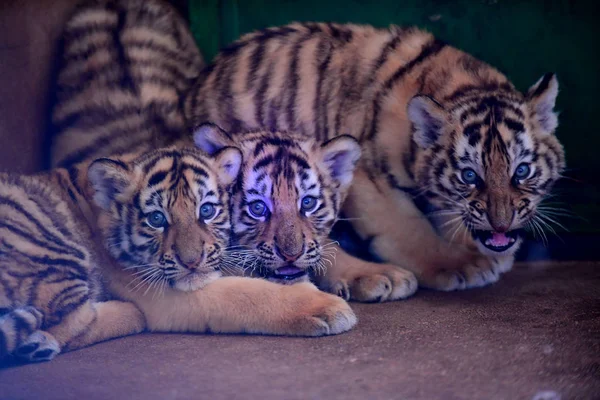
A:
274;245;303;263
491;222;511;233
178;252;204;270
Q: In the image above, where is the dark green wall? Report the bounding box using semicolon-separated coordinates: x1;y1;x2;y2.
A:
189;0;600;234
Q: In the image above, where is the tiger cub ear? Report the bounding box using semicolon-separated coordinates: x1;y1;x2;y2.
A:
212;147;242;187
319;135;361;188
407;95;449;149
526;73;559;135
88;158;133;210
193;123;235;155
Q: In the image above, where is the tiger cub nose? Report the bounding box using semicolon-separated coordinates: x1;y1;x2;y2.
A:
178;252;205;270
274;244;304;263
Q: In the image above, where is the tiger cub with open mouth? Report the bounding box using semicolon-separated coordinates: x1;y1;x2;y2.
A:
185;22;565;293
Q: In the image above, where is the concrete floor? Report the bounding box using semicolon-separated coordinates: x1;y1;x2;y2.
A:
2;261;598;400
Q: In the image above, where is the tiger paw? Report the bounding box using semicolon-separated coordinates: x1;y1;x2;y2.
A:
328;264;418;302
15;330;61;362
420;255;513;291
286;284;357;336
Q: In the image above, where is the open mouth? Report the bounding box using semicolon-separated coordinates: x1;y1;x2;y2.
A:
266;265;307;281
472;229;523;252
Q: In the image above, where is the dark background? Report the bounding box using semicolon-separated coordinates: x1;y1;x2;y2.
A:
188;0;600;260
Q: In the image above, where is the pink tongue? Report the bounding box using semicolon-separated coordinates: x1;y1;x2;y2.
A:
275;266;302;276
490;232;510;247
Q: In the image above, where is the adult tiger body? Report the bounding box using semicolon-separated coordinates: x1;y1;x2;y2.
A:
0;145;357;363
185;22;565;292
49;0;204;168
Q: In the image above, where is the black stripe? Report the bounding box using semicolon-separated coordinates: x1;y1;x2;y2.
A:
503;118;525;133
247;41;265;91
112;4;136;93
365;39;446;140
445;81;514;103
53;104;153;134
313;39;333;142
253;155;275;171
0;221;84;260
458;97;524;123
11;311;32;335
373;34;403;73
354;32;403;141
254;62;273;127
148;170;168;187
288;154;311;170
142;152;175;173
187;165;209;178
0;197;85;260
286;36;309;130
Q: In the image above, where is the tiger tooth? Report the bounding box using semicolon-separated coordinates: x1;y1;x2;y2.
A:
509;237;515;243
485;239;492;246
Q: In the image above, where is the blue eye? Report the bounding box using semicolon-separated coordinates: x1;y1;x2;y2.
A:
300;196;318;212
514;163;531;180
248;200;268;218
199;203;216;220
147;211;167;229
461;168;478;185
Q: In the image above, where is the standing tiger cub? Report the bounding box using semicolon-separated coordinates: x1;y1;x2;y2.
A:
185;22;565;293
0;146;356;363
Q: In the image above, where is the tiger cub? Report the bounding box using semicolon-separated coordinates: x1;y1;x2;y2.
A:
0;146;356;363
193;124;418;303
49;0;204;168
184;22;565;293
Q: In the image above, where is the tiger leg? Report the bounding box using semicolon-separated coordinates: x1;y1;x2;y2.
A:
314;245;418;302
140;278;356;337
343;168;505;291
49;300;145;353
0;306;47;359
11;299;144;363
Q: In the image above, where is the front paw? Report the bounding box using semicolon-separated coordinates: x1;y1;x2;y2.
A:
288;284;357;336
420;255;514;291
329;264;418;303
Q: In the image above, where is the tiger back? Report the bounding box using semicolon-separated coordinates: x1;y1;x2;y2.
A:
49;0;204;168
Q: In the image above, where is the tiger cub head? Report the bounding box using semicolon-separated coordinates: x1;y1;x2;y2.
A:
193;124;361;284
407;73;565;256
87;146;241;292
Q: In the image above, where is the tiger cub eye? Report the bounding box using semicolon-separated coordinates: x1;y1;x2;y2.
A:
147;211;167;228
461;168;478;185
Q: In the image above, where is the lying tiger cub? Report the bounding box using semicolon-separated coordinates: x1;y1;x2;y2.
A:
185;22;566;293
0;146;356;363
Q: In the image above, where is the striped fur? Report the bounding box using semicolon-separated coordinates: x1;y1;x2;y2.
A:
193;124;362;285
49;0;204;168
1;146;358;363
185;22;566;292
0;146;240;362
